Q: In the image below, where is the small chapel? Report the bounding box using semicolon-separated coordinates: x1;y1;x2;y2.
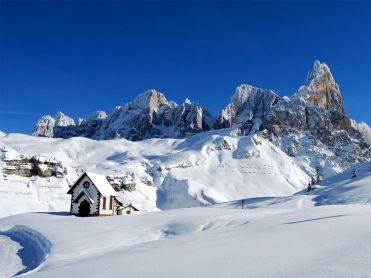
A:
67;171;138;216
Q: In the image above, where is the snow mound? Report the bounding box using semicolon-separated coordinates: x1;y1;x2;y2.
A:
0;225;51;276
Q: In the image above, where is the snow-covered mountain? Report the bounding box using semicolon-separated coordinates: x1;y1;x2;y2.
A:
31;61;370;178
33;90;214;141
214;60;370;176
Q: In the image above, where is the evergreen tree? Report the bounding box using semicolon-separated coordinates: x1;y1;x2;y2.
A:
352;168;358;179
315;165;321;184
311;176;316;185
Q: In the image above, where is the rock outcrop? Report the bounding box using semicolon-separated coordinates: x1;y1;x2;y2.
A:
1;150;66;178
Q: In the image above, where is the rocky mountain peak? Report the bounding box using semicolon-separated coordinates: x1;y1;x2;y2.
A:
77;118;85;126
295;60;344;114
87;111;108;121
183;98;192;105
306;60;335;85
55;112;75;127
132;89;175;111
215;84;278;129
32;115;56;137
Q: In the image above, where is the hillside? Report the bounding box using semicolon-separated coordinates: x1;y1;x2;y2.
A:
0;129;309;218
1;137;371;277
217;162;371;210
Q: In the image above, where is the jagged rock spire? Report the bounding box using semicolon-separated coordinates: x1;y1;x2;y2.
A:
55;112;75;127
214;84;278;129
295;60;344;114
32;115;56;137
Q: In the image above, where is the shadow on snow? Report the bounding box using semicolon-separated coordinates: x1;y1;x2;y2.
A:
0;225;51;276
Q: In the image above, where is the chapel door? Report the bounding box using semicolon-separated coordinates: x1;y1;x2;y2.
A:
79;200;91;216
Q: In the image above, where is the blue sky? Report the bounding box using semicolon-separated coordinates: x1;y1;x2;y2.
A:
1;0;371;134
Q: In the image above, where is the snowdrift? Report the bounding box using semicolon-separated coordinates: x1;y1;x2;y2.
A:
0;225;51;277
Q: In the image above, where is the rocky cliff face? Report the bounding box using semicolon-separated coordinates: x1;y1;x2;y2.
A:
214;85;278;133
32;115;55;137
96;90;214;140
1;145;67;178
295;60;344;114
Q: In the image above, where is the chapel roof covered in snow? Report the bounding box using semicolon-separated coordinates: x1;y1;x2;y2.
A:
67;171;118;197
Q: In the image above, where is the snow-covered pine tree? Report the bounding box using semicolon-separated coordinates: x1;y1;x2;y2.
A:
352;168;358;179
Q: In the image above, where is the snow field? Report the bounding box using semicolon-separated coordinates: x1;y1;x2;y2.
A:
1;204;371;277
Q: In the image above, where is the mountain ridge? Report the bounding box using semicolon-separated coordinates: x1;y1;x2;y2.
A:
31;61;371;175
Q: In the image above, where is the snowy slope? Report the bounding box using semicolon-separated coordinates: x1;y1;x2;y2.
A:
1;205;371;277
217;162;371;210
0;130;309;218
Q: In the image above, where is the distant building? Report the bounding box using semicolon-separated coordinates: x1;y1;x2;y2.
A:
118;203;139;215
67;171;126;216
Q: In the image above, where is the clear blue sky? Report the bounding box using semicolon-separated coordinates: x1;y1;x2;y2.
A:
1;0;371;134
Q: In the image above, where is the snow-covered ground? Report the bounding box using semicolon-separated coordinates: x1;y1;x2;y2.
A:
1;206;371;277
0;130;309;218
0;165;370;277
